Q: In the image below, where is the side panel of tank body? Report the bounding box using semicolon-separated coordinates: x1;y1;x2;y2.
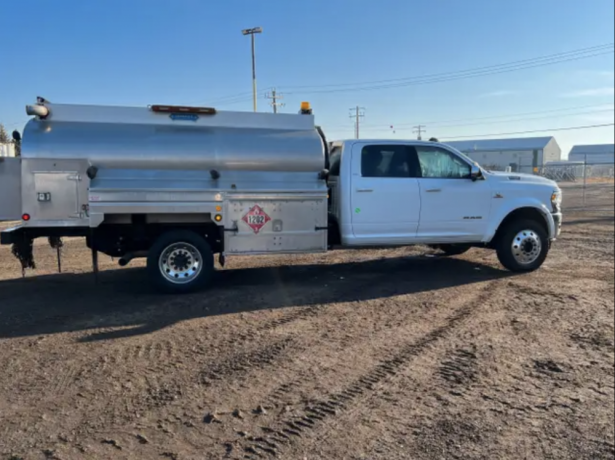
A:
21;120;325;172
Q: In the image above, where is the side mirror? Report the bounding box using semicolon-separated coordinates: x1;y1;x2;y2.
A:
470;164;482;181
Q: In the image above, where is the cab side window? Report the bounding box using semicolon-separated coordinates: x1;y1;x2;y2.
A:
361;145;420;178
415;146;471;179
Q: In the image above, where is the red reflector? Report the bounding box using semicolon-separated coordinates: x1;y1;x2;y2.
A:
22;214;31;221
151;105;216;115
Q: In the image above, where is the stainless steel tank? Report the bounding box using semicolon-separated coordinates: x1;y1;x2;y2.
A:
21;103;325;173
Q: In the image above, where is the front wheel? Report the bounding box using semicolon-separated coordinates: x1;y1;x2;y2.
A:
496;220;550;272
147;230;214;294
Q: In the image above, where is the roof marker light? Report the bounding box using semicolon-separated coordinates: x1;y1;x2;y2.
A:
150;105;216;115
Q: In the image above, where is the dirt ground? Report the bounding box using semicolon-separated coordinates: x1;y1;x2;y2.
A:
0;183;613;460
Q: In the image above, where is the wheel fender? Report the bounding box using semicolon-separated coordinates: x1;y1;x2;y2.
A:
484;199;556;243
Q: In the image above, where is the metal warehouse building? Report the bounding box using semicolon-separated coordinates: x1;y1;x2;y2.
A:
0;143;16;158
568;144;615;164
444;137;562;173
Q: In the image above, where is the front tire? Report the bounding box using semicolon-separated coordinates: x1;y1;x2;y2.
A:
147;230;214;294
496;219;550;272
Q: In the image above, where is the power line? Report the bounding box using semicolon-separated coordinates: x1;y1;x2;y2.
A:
265;88;285;114
196;43;614;105
281;43;614;95
413;125;427;140
192;87;275;107
207;91;255;103
325;103;615;131
440;123;615;140
428;108;614;129
359;107;614;133
290;49;614;95
349;107;365;139
281;43;614;90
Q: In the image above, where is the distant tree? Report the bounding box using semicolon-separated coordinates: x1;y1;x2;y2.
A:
0;124;10;144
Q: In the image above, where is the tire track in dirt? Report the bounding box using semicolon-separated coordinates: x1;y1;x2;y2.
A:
191;260;408;389
106;339;178;367
47;267;403;438
240;286;494;459
96;266;381;372
1;249;438;423
2;251;491;454
70;260;474;448
438;348;478;388
200;337;298;386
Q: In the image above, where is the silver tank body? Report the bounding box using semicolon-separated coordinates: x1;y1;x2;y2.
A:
21;103;325;172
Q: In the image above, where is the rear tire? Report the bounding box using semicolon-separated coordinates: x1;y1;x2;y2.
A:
496;219;550;272
433;244;472;256
147;230;214;294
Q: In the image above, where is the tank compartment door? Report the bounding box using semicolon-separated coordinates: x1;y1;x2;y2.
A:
225;197;328;255
0;158;22;222
33;172;81;220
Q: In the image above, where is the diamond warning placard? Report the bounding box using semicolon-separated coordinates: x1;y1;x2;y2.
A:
242;205;271;234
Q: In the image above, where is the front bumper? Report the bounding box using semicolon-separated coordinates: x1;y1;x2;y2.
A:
552;212;563;239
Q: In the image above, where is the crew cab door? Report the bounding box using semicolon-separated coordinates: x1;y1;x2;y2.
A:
349;142;421;245
414;145;492;241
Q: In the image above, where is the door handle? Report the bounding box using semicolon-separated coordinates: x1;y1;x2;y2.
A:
356;189;374;193
425;188;442;193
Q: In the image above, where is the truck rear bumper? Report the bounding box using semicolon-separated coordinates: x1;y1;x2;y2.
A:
0;225;25;245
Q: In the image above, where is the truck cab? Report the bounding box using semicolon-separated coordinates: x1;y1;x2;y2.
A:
327;139;563;271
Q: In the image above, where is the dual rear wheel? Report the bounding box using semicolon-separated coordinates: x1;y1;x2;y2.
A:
147;230;214;294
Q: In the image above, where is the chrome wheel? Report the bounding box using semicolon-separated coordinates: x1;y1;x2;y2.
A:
159;242;203;285
512;230;543;266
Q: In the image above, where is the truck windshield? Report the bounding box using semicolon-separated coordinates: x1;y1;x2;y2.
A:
452;148;489;171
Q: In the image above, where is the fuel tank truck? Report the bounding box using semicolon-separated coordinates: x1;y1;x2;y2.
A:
1;97;331;292
1;97;563;292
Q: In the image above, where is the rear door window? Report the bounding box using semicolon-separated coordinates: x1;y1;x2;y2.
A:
361;145;420;178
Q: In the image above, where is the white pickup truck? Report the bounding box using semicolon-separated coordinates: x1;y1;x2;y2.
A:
0;100;563;293
327;140;563;272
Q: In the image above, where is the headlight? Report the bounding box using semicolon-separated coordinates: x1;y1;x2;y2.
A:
551;190;562;212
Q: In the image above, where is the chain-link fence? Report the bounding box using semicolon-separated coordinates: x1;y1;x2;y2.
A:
537;162;614;213
482;160;614;213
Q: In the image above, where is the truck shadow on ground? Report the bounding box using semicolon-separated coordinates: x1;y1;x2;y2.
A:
0;254;514;341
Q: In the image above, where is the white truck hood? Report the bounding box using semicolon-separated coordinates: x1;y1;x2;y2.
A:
485;170;559;188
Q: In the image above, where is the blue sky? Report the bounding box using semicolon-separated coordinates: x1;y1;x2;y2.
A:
0;0;613;157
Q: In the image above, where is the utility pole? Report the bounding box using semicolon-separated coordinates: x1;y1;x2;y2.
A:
242;27;263;112
413;125;426;140
266;88;285;114
349;106;365;139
